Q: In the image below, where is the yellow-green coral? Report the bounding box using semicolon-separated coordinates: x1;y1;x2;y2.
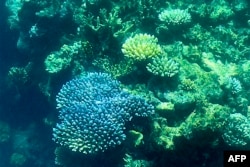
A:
180;103;230;139
44;52;72;74
152;118;182;150
152;103;230;150
209;4;234;21
128;130;144;147
180;78;196;91
92;57;135;78
44;41;83;74
122;33;162;61
156;102;175;111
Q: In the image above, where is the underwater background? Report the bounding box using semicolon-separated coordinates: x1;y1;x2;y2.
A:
0;0;250;166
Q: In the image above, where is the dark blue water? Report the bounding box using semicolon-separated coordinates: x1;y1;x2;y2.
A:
0;1;55;167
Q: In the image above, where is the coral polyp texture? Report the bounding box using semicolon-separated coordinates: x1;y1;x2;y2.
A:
56;72;121;110
122;33;162;61
53;72;154;154
146;56;179;77
158;9;191;27
222;113;250;147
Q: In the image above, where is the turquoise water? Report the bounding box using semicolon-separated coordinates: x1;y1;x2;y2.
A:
1;0;250;166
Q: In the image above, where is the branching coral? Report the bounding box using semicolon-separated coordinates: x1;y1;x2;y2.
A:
222;113;250;147
7;63;32;86
146;56;179;77
44;41;84;74
122;33;162;61
5;0;23;29
209;4;234;22
53;72;154;154
158;9;191;27
123;154;153;167
224;77;242;95
92;57;135;78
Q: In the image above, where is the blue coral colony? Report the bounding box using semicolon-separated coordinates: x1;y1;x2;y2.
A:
2;0;250;166
53;73;154;154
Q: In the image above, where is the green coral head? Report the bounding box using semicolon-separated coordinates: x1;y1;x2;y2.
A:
146;56;179;77
122;33;162;61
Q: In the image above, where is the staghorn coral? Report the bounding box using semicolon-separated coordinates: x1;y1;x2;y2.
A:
146;56;179;77
122;33;162;61
53;72;154;154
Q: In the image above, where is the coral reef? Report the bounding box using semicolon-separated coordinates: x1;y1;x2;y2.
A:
53;72;154;154
3;0;250;166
